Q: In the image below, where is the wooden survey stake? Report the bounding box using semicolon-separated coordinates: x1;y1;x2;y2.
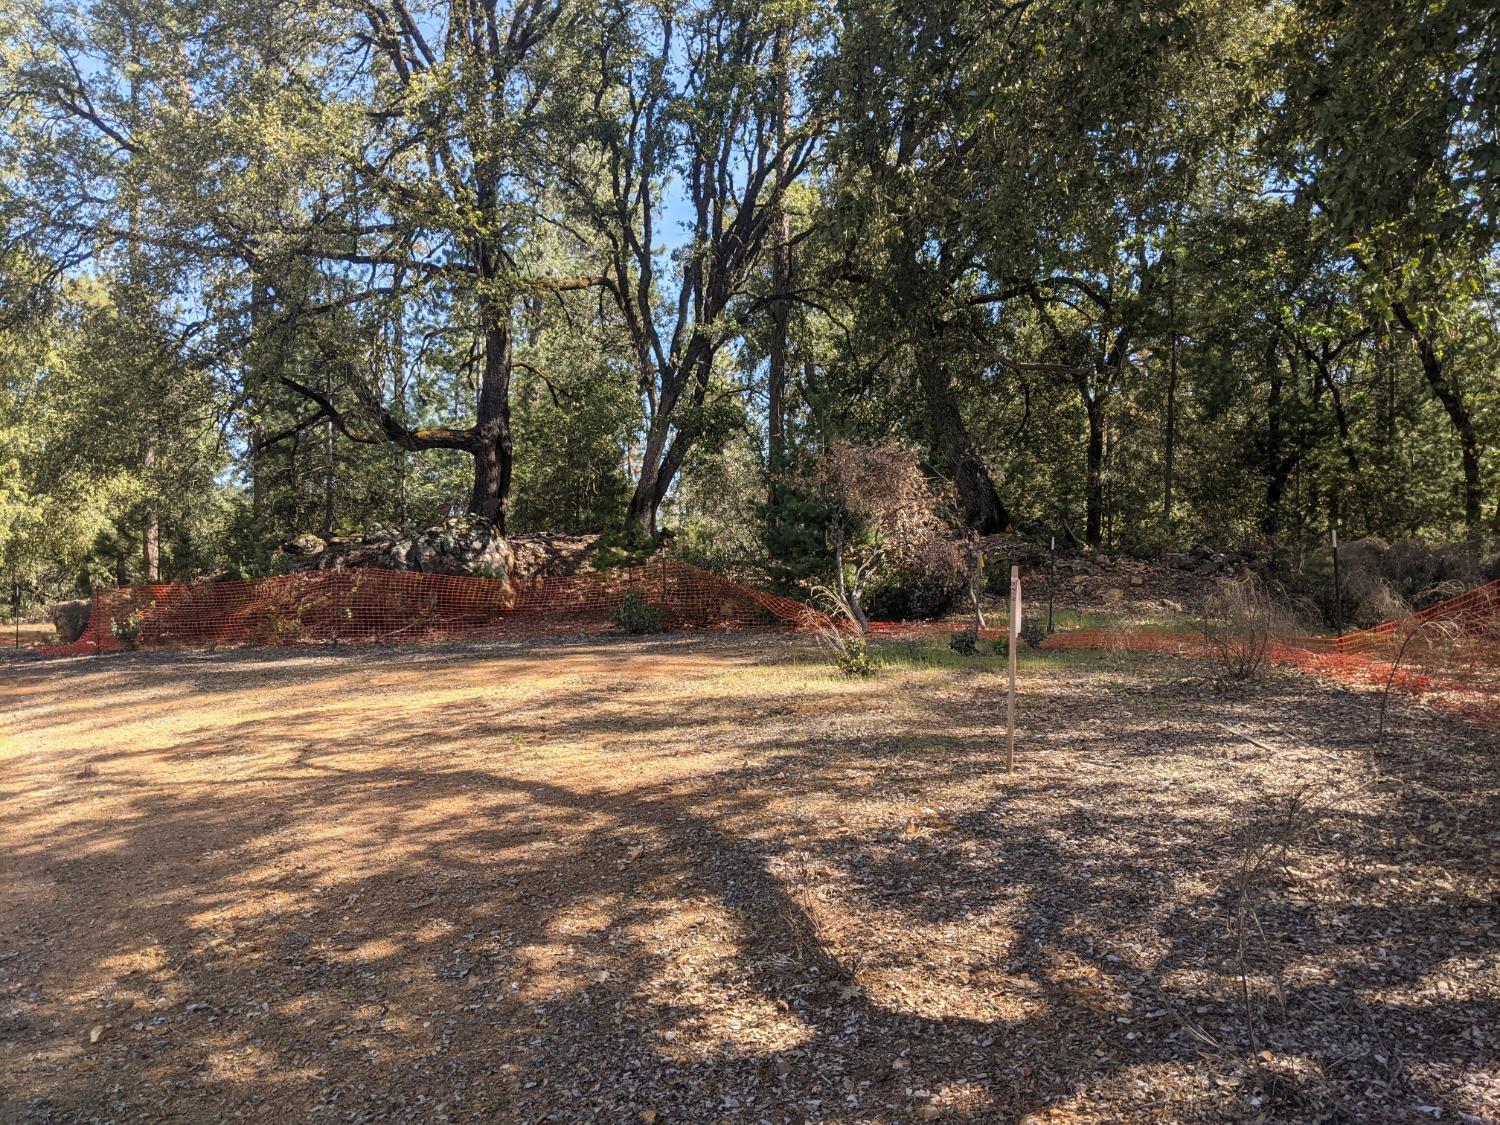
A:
1007;564;1020;773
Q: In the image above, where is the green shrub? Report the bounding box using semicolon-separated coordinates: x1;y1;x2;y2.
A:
1019;621;1047;649
833;633;875;676
610;590;666;634
110;604;151;650
948;627;979;656
859;570;964;621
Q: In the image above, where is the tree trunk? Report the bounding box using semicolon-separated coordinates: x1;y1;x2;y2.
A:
627;411;672;540
766;20;793;518
142;436;159;582
1163;324;1177;526
832;523;869;632
248;275;269;522
1307;351;1361;476
1075;376;1104;548
321;418;335;538
627;333;715;540
469;316;515;529
1391;301;1482;529
1263;342;1297;535
916;350;1010;533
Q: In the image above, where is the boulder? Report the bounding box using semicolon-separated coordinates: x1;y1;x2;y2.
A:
48;599;91;643
407;515;512;579
282;532;327;560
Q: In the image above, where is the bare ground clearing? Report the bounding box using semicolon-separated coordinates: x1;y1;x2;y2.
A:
1;635;1497;1123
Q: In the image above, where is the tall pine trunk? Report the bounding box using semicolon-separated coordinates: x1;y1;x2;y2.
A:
142;436;159;582
1163;305;1177;527
1073;373;1104;548
766;20;793;518
1263;341;1298;535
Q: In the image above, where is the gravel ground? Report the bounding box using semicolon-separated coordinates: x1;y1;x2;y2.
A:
2;634;1497;1123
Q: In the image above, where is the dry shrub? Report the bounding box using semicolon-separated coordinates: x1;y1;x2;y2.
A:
1200;574;1296;684
1226;784;1324;1051
810;442;966;627
1353;579;1409;628
1335;537;1491;625
1376;615;1464;739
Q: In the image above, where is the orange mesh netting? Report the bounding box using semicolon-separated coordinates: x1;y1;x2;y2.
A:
1040;578;1500;725
39;560;823;657
30;561;1500;726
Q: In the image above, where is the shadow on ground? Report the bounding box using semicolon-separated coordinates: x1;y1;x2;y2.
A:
2;635;1496;1122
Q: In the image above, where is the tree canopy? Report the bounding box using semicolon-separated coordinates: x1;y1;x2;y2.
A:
1;0;1496;597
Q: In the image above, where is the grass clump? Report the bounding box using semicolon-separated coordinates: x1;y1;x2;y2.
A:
948;627;979;656
833;634;876;677
110;604;152;650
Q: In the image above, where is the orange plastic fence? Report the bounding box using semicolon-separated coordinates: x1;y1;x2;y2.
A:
1038;579;1500;726
30;563;1500;727
39;560;823;656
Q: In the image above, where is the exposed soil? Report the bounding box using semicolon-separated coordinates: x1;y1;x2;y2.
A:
2;635;1497;1123
3;623;57;648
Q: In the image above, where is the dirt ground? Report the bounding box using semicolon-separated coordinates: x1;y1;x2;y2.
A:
2;634;1497;1123
2;623;56;649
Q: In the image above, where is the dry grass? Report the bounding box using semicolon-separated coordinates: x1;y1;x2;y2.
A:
2;635;1497;1123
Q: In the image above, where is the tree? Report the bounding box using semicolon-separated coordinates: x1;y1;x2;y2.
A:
558;0;819;539
1264;0;1499;529
810;440;960;631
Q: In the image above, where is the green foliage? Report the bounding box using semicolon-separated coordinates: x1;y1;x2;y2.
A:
860;570;965;622
832;633;875;677
110;604;151;650
948;627;979;657
592;528;661;572
0;0;1497;598
508;341;637;535
668;435;766;574
762;483;838;591
609;590;665;635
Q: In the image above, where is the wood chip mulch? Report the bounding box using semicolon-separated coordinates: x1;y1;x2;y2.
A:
1;635;1496;1123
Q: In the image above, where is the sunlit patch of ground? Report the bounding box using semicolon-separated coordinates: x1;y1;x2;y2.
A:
1;634;1497;1122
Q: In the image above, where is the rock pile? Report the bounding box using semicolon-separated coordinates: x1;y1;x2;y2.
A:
282;515;514;586
507;534;600;581
1168;545;1254;577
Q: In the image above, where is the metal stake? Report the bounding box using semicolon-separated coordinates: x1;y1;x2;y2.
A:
1047;536;1056;634
1332;527;1343;638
